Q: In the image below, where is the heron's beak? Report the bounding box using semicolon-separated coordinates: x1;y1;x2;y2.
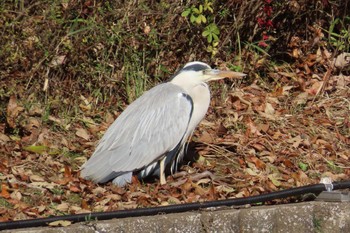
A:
205;69;246;81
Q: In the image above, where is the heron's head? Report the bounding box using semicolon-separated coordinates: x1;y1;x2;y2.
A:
171;61;246;87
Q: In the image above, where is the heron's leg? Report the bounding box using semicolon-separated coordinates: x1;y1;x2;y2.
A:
159;157;166;185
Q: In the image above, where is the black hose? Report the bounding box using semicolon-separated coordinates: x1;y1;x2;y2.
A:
1;180;350;230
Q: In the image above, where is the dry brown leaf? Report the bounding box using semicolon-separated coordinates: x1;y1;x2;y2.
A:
193;183;206;196
196;178;211;185
278;71;297;79
283;159;294;168
144;23;151;35
198;131;214;144
28;104;43;116
56;203;69;212
216;185;235;194
264;102;275;115
282;86;294;95
245;167;258;176
251;156;266;169
23;117;41;132
268;174;281;187
49;55;66;67
251;143;265;152
37;205;46;213
81;199;89;210
30;181;57;190
322;172;348;181
287;135;303;148
70;205;83;213
49;220;72;227
246;119;262;136
257;123;269;133
69;185;81;193
167;196;181;204
6;95;24;128
10;190;22;201
30;174;45;182
76;128;90;140
79;95;92;111
105;194;122;201
0;184;10;199
24;211;39;217
259;102;277;121
293;170;310;185
334;52;350;69
64;165;72;178
48;116;63;125
334;74;350;88
92;187;106;195
0;133;11;144
306;80;323;95
217;123;228;137
293;92;309;105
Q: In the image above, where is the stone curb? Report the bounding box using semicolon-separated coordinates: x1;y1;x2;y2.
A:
3;201;350;233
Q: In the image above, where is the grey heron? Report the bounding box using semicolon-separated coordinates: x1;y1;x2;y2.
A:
80;61;245;186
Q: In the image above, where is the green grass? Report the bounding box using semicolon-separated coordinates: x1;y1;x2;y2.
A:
22;189;45;206
326;160;343;174
66;193;81;205
124;60;150;104
0;197;12;209
313;215;323;233
323;16;350;52
51;187;64;196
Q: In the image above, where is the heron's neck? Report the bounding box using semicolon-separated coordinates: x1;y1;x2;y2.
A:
170;73;204;93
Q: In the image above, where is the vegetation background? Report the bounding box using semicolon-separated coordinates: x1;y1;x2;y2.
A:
0;0;349;221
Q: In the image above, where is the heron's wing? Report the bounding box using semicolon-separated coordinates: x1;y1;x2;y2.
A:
80;83;193;183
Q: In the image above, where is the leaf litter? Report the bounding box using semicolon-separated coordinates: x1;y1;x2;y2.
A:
0;46;350;223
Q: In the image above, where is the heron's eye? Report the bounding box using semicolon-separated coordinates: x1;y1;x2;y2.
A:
203;69;210;75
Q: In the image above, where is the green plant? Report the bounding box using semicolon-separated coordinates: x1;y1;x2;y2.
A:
203;23;220;55
298;161;308;171
326;160;343;173
51;187;64;195
227;60;244;73
181;0;220;56
244;41;271;57
42;104;51;123
313;215;323;233
66;193;81;205
326;17;350;52
181;0;213;24
124;56;150;104
0;197;13;208
84;213;97;222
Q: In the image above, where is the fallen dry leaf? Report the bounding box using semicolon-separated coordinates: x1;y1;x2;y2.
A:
334;52;350;69
56;203;69;212
49;55;66;67
0;133;11;144
6;95;24;128
293;92;309;105
76;128;91;140
246;118;262;136
30;181;57;190
0;184;10;199
48;220;72;227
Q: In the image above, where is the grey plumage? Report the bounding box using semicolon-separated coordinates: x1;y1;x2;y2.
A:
80;61;245;186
